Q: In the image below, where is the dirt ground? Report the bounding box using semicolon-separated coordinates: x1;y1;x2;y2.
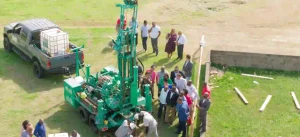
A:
138;0;300;62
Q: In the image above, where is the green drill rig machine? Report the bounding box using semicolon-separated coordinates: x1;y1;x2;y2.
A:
63;0;152;135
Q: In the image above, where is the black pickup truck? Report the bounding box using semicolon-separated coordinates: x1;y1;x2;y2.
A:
3;18;84;78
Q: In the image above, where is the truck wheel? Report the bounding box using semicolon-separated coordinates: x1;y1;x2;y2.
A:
89;115;99;133
79;106;89;124
4;37;13;52
33;61;45;79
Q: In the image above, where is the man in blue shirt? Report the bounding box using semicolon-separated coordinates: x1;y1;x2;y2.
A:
34;119;46;137
175;97;189;137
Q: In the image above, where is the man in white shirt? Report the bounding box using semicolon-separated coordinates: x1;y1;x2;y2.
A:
176;31;187;60
186;80;199;119
115;119;136;137
158;86;169;119
129;17;139;45
174;73;187;92
134;111;158;137
148;22;161;56
140;20;149;52
186;80;199;101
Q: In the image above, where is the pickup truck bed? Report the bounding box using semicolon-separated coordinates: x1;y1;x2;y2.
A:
3;18;84;78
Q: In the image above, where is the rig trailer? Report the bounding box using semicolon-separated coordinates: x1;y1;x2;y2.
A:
63;0;152;135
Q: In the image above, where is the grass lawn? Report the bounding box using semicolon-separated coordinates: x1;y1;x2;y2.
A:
0;26;200;137
0;0;154;26
207;66;300;137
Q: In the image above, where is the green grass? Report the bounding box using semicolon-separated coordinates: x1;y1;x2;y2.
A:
207;65;300;137
0;26;196;137
0;0;154;26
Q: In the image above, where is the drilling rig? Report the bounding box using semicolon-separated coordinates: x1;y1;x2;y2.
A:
63;0;152;135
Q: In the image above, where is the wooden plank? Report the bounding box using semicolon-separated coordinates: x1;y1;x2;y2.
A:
259;95;272;112
241;73;274;80
234;87;249;104
291;92;300;109
190;35;205;137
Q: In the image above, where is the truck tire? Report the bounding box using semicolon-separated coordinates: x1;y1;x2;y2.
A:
89;115;99;133
33;61;45;79
79;106;89;123
4;37;13;52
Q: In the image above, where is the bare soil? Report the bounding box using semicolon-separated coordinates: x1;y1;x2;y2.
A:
139;0;300;61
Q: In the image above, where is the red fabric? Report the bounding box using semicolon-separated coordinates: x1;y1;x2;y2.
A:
187;117;192;126
185;94;193;107
146;69;157;84
117;18;127;29
202;85;211;99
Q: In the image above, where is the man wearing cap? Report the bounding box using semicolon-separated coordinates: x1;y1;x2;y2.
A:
134;111;158;137
115;119;136;137
175;97;189;137
197;92;211;133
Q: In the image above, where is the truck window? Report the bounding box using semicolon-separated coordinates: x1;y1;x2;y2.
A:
31;31;41;49
14;25;22;35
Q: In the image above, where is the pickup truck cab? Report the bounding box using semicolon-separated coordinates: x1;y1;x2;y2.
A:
3;18;84;78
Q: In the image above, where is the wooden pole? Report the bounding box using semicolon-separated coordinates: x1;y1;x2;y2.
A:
241;73;274;80
234;87;249;104
291;92;300;109
189;39;204;137
259;95;272;112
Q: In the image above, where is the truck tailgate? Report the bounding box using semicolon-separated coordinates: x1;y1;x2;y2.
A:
49;51;83;68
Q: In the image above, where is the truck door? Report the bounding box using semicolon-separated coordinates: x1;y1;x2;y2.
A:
10;24;22;47
19;29;31;57
11;24;31;57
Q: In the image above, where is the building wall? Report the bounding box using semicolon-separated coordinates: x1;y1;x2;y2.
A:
210;50;300;71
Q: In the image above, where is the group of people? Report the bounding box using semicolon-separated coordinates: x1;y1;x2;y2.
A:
136;54;212;137
21;119;46;137
20;119;80;137
116;17;187;59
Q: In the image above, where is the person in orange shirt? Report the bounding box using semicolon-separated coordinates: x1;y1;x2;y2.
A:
201;82;211;99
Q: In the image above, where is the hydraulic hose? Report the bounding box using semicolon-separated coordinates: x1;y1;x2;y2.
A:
137;57;144;74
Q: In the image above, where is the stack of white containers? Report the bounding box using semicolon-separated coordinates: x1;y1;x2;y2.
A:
40;28;69;57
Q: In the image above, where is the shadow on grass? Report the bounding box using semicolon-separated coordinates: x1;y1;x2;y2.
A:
212;63;300;78
138;53;155;62
154;58;180;69
101;47;113;54
44;102;98;137
0;48;65;93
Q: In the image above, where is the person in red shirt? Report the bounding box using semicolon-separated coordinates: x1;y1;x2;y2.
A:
146;65;157;99
183;89;192;107
201;82;211;99
183;89;193;125
116;15;127;32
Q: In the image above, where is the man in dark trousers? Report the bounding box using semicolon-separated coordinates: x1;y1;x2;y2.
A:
165;85;179;124
170;66;186;84
175;97;189;137
182;54;193;81
197;92;211;133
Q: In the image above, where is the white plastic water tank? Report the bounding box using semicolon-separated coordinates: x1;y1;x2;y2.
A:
40;28;69;57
